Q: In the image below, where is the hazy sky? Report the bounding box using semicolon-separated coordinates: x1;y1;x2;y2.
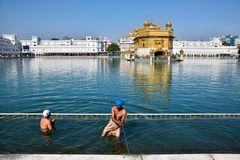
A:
0;0;239;41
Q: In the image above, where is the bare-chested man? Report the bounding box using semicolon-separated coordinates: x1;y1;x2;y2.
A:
101;99;127;138
40;110;55;134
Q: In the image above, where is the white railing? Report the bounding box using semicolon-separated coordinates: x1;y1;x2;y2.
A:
0;113;240;120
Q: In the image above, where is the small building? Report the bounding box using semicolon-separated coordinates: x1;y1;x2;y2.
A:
223;35;238;46
234;37;240;46
0;34;21;57
118;37;134;53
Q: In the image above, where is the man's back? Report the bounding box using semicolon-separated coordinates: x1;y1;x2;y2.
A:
40;117;52;130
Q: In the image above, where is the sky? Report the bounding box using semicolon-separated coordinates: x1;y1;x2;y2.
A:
0;0;239;41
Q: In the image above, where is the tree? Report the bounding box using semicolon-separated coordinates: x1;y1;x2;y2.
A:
107;43;120;53
63;36;72;40
238;45;240;55
50;38;59;40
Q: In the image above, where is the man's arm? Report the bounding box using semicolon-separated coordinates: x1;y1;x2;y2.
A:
121;110;127;125
111;107;122;126
47;120;53;130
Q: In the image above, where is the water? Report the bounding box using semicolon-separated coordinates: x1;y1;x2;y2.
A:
0;57;240;153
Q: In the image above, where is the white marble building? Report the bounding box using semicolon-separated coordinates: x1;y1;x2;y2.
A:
0;34;22;56
234;37;240;46
118;37;134;52
20;36;109;56
173;37;238;57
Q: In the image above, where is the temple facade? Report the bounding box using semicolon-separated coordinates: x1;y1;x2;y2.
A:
128;20;174;58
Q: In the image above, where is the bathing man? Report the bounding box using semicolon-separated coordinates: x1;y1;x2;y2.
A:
101;99;127;138
40;110;55;133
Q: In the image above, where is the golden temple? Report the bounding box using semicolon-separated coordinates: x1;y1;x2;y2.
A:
128;20;174;58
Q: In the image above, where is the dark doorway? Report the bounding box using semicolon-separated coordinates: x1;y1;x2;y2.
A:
154;51;165;57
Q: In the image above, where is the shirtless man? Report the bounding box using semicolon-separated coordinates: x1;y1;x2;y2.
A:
101;99;127;138
40;110;55;134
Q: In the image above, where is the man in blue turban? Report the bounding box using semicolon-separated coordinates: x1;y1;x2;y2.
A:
101;99;127;139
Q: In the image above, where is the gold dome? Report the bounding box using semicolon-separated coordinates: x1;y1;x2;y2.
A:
144;20;149;27
144;20;149;25
149;22;156;29
166;21;172;28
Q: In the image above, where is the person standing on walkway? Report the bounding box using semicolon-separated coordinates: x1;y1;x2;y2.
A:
101;99;127;139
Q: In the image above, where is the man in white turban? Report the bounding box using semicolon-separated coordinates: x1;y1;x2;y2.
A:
40;110;55;134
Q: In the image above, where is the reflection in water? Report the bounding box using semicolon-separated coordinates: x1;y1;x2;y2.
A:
121;61;172;101
1;58;239;114
237;59;240;76
0;58;113;80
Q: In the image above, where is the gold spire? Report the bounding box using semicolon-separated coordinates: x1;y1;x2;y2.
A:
158;19;161;28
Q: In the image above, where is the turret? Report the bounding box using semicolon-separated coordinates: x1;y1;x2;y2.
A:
144;20;149;28
165;21;172;30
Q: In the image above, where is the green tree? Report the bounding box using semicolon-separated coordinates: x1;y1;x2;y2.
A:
107;43;120;53
63;36;72;40
50;38;59;40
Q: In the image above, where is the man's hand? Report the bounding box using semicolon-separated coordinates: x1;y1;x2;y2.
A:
118;122;123;127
